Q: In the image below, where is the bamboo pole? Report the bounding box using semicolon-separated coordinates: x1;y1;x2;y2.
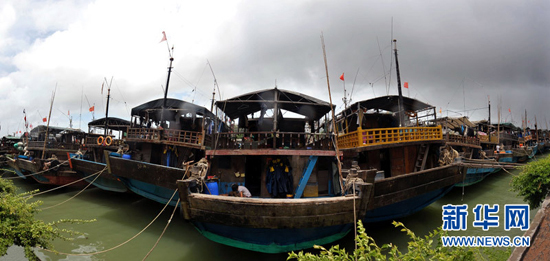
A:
42;86;57;159
320;33;344;195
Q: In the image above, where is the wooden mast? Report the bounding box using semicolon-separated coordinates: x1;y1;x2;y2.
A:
393;39;405;127
42;86;57;159
320;33;344;194
160;48;174;126
104;77;113;137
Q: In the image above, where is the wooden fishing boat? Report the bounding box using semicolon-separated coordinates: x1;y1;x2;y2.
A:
336;96;463;222
176;88;373;253
69;117;131;193
435;117;500;187
104;98;217;206
6;126;87;187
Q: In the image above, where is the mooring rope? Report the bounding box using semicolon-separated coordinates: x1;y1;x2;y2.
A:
39;189;179;256
142;198;181;261
39;167;107;210
23;171;99;198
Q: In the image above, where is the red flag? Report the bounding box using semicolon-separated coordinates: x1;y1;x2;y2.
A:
339;73;344;81
68;110;70;116
43;117;47;122
24;116;26;122
508;108;511;113
30;124;33;129
89;106;95;112
159;31;167;43
19;130;21;134
404;82;409;88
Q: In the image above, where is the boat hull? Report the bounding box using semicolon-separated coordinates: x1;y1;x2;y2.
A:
107;156;186;206
364;164;462;222
70;157;127;193
177;181;373;253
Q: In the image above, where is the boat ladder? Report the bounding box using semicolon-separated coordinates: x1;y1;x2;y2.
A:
414;144;430;172
294;156;318;198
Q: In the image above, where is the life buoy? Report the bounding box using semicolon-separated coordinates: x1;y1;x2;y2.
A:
105;136;113;146
405;110;417;118
97;136;104;145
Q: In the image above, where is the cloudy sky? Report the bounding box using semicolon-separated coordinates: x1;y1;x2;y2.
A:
1;0;549;136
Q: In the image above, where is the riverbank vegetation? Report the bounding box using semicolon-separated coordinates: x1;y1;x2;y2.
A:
511;154;550;209
0;178;93;261
288;220;477;261
288;218;513;260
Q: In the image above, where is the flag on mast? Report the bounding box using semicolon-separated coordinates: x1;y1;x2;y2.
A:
89;106;95;112
160;31;167;43
339;73;344;81
404;82;409;88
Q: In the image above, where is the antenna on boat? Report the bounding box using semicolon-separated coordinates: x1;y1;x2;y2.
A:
42;84;57;159
393;39;405;127
207;60;221;112
320;32;345;195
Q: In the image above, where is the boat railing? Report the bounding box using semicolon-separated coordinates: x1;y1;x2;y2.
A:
162;129;203;145
499;133;517;141
126;128;162;142
446;134;480;146
27;140;81;150
479;135;498;143
207;131;333;150
125;127;203;147
337;126;443;149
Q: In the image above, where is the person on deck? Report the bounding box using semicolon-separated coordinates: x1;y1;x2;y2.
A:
229;183;251;197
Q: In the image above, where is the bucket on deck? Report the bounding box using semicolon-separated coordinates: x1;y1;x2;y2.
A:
206;181;219;195
122;154;131;159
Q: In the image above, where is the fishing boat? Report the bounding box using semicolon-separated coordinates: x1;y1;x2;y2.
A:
7;125;87;186
336;96;462;222
436;117;500;187
69;117;130;192
104;98;217;205
176;88;373;253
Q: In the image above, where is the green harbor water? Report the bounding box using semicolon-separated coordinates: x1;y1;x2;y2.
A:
1;164;538;261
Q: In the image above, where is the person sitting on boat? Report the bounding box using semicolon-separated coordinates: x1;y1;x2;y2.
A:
229;183;251;197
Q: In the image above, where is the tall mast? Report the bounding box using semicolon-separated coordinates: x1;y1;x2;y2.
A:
393;39;405;127
488;97;491;141
42;86;57;159
320;33;344;194
160;50;174;125
104;77;113;136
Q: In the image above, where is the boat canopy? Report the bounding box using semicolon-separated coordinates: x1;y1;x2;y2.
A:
435;116;476;129
341;95;435;115
88;117;131;132
215;88;333;121
130;98;216;121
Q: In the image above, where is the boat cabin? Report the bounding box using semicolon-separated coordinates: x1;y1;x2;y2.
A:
336;96;443;177
205;88;341;198
124;98;216;167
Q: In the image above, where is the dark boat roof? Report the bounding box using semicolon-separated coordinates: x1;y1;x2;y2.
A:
343;95;434;115
131;98;215;120
215;88;333;120
88;117;131;131
30;125;84;134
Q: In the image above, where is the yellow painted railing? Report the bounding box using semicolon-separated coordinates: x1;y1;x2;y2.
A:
337;126;443;149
